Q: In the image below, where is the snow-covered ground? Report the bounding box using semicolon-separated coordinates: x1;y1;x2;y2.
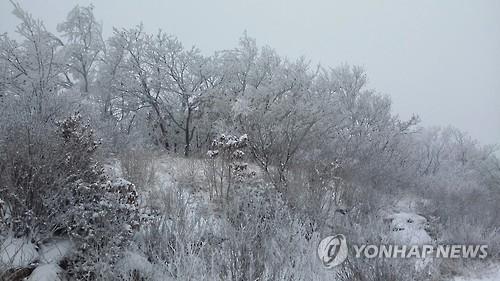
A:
381;196;499;281
386;211;432;245
379;196;433;245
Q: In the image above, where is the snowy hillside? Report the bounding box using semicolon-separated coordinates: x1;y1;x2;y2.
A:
1;2;498;280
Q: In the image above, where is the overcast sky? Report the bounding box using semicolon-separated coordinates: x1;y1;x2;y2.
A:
1;0;499;146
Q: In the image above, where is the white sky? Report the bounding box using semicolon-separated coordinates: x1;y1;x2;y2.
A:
1;0;499;146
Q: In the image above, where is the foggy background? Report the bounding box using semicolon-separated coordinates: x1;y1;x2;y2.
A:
1;0;499;146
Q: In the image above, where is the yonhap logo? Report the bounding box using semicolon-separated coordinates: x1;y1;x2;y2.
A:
317;234;488;269
317;234;348;268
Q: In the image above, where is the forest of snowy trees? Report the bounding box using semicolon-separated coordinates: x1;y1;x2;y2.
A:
0;3;499;281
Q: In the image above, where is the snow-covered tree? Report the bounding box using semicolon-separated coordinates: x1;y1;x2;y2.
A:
0;2;67;116
105;26;220;155
57;4;104;93
104;25;172;148
219;35;323;187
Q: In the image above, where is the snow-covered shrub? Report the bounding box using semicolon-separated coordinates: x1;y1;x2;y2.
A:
130;184;217;280
210;184;325;281
205;134;248;200
337;258;435;281
126;174;328;281
0;114;142;279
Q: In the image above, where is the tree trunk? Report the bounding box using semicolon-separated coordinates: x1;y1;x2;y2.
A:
151;102;170;150
184;108;192;156
83;71;89;93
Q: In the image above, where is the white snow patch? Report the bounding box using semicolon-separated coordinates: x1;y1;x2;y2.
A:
116;250;172;280
26;263;64;281
118;250;154;274
386;212;432;245
0;236;38;268
39;239;73;264
103;159;124;178
111;177;133;188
